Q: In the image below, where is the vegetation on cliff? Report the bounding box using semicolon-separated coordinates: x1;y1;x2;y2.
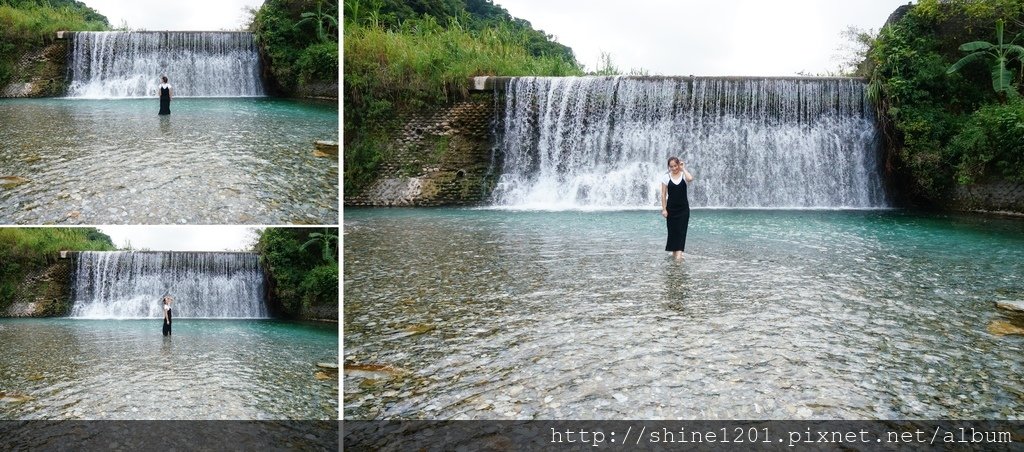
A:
343;0;583;196
0;0;108;90
250;0;339;97
0;228;115;315
255;228;338;320
867;0;1024;205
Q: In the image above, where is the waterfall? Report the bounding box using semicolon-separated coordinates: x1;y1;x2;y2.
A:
67;31;265;98
492;76;888;209
70;251;268;319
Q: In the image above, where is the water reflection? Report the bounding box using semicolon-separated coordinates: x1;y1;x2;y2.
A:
161;335;173;354
159;115;171;135
661;262;693;313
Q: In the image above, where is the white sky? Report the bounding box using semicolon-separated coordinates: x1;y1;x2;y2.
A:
99;226;261;251
494;0;912;76
82;0;266;31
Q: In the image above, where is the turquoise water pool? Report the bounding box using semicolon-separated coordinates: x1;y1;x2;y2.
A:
344;208;1024;419
0;319;338;420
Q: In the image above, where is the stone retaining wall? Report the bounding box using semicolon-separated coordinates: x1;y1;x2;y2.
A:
1;258;75;317
0;41;69;98
951;179;1024;215
345;92;499;206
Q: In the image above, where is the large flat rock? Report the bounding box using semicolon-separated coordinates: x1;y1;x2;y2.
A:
995;300;1024;312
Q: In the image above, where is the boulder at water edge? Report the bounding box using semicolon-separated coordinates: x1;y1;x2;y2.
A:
995;300;1024;313
988;320;1024;336
313;140;338;158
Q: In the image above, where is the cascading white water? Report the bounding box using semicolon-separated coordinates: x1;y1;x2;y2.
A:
71;251;268;319
67;31;265;98
492;76;888;209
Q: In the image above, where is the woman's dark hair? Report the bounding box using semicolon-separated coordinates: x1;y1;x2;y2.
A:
161;76;168;83
667;156;681;166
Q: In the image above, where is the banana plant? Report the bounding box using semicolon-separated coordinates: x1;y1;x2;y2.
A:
296;0;339;42
300;228;338;263
947;19;1024;99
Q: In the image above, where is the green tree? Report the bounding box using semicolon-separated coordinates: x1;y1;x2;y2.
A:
947;19;1024;99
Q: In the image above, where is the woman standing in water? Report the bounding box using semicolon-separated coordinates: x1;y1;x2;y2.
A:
162;295;173;336
660;156;694;260
158;76;172;115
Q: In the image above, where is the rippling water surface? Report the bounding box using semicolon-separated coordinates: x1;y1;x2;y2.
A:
0;319;338;419
343;209;1024;419
0;98;337;224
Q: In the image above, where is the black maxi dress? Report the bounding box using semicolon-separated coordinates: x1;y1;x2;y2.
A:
158;86;171;115
665;175;690;252
162;307;172;336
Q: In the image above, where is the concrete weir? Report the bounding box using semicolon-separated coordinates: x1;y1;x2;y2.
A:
64;31;264;98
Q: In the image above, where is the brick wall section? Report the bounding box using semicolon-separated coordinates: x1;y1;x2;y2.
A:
951;180;1024;214
345;92;500;206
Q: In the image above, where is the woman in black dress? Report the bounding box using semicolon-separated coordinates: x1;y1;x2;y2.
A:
162;295;173;336
158;76;172;115
660;156;694;260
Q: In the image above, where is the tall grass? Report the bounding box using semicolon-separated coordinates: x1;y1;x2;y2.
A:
343;17;583;194
345;17;580;110
0;228;115;261
0;4;107;45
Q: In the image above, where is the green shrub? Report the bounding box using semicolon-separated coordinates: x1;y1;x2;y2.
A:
948;101;1024;184
297;40;338;86
300;263;338;312
251;0;338;96
255;228;338;319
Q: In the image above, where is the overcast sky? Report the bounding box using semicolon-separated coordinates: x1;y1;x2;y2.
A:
83;0;265;31
494;0;911;76
99;226;261;251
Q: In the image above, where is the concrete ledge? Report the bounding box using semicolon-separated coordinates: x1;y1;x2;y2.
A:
469;75;868;92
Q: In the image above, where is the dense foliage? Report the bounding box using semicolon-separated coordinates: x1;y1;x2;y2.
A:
0;228;115;313
343;0;583;196
255;228;338;319
868;0;1024;204
250;0;339;96
0;0;108;88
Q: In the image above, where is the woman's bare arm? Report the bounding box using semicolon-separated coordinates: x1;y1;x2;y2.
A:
682;163;694;183
661;183;668;217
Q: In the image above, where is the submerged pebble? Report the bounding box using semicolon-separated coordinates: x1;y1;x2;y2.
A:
0;98;338;224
